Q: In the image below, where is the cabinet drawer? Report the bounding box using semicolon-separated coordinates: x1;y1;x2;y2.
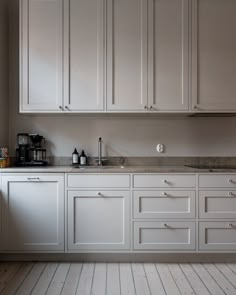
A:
199;222;236;250
133;191;195;219
133;221;195;250
133;175;195;188
67;174;130;188
199;175;236;188
199;190;236;219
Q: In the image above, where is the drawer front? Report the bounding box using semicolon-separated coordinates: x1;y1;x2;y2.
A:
133;174;196;188
133;191;195;219
67;174;130;188
199;222;236;250
199;175;236;188
133;221;195;250
199;190;236;219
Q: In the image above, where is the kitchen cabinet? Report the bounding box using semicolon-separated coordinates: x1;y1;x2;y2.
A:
65;0;104;111
148;0;189;111
133;221;196;250
1;174;64;252
68;190;130;250
106;0;148;111
191;0;236;112
20;0;64;112
199;222;236;250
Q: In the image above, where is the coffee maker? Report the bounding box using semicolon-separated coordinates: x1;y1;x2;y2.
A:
16;133;48;166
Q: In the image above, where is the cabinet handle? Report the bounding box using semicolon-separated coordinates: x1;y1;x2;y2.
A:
27;177;40;180
163;179;168;184
65;106;69;110
149;106;153;110
97;192;103;196
59;106;63;110
229;192;235;196
144;105;147;109
227;223;234;228
163;223;168;228
193;105;198;110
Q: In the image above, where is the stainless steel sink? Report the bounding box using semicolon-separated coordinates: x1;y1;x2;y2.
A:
75;165;125;170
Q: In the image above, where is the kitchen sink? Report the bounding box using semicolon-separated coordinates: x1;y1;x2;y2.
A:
75;165;125;170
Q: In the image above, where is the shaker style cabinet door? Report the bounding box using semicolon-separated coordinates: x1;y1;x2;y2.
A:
68;191;130;251
148;0;189;111
191;0;236;112
64;0;105;111
20;0;64;112
1;174;64;252
106;0;148;111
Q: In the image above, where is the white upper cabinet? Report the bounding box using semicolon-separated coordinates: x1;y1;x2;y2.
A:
148;0;189;111
192;0;236;112
20;0;64;112
65;0;104;111
106;0;148;111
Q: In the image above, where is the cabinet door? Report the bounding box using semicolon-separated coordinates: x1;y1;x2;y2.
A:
65;0;104;111
192;0;236;112
106;0;148;111
2;174;64;252
148;0;189;111
68;191;130;250
20;0;64;112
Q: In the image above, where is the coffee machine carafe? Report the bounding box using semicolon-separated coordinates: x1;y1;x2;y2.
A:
29;134;47;164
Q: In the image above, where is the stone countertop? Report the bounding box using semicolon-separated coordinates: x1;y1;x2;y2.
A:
1;165;236;173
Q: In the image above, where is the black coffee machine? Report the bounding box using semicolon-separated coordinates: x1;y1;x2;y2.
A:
16;133;48;166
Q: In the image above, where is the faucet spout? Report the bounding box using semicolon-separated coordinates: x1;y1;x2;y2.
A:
98;137;102;166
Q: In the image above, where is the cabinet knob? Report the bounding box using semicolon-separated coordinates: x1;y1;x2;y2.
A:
229;192;235;196
144;105;147;109
163;179;168;184
163;192;167;197
163;223;168;228
228;179;234;184
149;106;153;110
65;106;69;110
227;223;234;228
193;105;198;110
59;106;63;110
97;192;102;196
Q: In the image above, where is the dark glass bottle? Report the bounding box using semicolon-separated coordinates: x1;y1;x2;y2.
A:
72;148;79;166
80;150;87;166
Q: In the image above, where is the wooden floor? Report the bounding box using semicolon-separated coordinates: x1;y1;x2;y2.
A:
0;262;236;295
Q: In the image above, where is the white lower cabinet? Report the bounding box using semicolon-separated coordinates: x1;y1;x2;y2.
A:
199;221;236;250
133;221;196;250
133;190;195;219
1;174;65;252
67;190;130;251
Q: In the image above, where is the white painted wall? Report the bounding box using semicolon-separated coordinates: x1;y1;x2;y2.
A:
0;0;9;146
8;0;236;157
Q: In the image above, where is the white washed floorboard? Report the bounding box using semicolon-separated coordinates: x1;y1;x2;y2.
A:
131;263;151;295
156;263;181;295
61;263;82;295
46;263;70;295
143;263;166;295
76;263;95;295
91;263;106;295
119;263;136;295
106;263;121;295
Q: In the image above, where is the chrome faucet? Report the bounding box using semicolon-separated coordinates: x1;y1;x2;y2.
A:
98;137;102;166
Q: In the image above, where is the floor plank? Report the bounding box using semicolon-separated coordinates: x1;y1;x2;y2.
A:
203;263;236;295
156;263;181;295
76;263;95;295
192;263;225;295
91;263;106;295
168;264;195;295
215;263;236;288
131;263;151;295
1;263;34;295
180;264;210;295
0;263;22;293
106;263;121;295
119;263;136;295
31;263;58;295
16;263;46;295
46;263;70;295
143;263;165;295
61;263;82;295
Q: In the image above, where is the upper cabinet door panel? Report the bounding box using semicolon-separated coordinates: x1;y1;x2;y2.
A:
20;0;63;112
107;0;148;111
148;0;189;111
67;0;104;111
192;0;236;111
